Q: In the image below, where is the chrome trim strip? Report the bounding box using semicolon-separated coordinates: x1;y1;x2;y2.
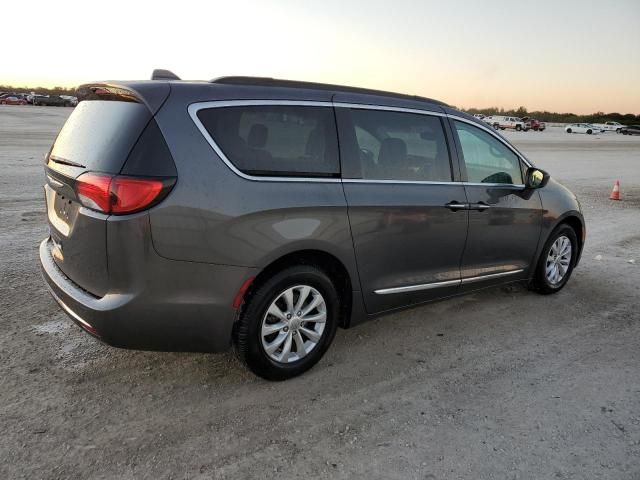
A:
463;182;526;188
375;278;461;295
44;281;94;330
343;178;459;186
46;174;64;189
343;179;524;188
460;268;524;284
188;99;533;182
374;268;524;294
446;114;533;168
188;101;340;183
333;102;446;117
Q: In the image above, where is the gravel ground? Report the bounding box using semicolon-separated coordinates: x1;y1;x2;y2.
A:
1;106;639;480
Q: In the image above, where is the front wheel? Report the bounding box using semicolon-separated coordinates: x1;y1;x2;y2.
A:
587;129;593;135
566;128;572;133
516;125;522;131
530;224;578;294
233;265;339;380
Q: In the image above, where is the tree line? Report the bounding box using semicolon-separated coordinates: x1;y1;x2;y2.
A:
463;106;640;124
2;84;638;124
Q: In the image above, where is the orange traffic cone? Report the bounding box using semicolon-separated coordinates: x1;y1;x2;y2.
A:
610;180;621;200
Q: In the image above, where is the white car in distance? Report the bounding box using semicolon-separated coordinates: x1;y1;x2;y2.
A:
592;121;625;133
565;123;603;135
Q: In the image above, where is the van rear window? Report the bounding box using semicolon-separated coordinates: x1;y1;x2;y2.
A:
49;100;151;174
197;105;339;177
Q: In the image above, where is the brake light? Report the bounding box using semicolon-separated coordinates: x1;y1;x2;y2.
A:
76;173;112;212
75;173;174;215
111;177;164;214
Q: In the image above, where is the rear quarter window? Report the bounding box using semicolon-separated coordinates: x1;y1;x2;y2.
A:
196;105;339;177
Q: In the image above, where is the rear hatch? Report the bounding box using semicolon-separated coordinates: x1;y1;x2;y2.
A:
44;85;172;297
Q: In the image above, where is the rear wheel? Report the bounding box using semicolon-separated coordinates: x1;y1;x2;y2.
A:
233;265;339;380
531;224;578;294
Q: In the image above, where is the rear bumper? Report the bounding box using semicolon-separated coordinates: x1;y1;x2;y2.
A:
40;238;256;352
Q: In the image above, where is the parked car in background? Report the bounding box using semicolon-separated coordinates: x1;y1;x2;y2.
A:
484;115;527;131
0;94;28;105
39;72;585;380
523;118;546;131
619;125;640;135
59;95;79;106
592;121;625;133
32;95;75;107
473;114;485;120
565;123;603;135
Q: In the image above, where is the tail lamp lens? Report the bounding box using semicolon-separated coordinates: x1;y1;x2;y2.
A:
75;173;173;215
111;177;164;214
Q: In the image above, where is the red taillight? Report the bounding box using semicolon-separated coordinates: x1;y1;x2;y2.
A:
75;173;173;215
76;173;112;212
111;177;164;214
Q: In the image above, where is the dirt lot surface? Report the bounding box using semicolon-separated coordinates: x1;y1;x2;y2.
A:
1;106;639;479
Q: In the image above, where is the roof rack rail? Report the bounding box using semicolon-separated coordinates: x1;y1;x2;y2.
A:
210;76;447;106
152;69;181;81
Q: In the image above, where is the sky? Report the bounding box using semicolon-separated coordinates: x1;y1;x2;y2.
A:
2;0;638;114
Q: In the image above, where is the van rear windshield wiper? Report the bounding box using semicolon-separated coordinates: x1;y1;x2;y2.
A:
49;155;86;168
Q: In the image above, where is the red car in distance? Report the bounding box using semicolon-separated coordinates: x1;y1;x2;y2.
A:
523;117;546;131
0;94;28;105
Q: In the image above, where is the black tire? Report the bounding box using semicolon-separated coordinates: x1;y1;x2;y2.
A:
616;128;621;134
530;224;578;295
566;128;572;133
516;125;522;131
233;264;339;380
493;123;500;130
587;129;592;135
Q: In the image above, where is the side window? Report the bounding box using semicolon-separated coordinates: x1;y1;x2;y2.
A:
349;109;452;182
453;121;523;185
197;105;339;177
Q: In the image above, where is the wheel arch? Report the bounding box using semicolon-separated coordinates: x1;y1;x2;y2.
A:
243;249;355;328
534;212;585;272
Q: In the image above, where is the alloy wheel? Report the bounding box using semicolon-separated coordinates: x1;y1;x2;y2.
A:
260;285;327;363
545;235;572;285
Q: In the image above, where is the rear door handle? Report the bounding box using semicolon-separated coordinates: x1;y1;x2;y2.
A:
469;202;491;211
445;201;468;211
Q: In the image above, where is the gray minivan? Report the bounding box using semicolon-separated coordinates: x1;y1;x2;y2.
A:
40;73;585;379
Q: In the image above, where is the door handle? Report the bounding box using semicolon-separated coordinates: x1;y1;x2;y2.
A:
469;202;491;211
445;201;468;211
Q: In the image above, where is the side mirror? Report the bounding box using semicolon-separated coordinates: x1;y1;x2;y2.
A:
525;167;549;189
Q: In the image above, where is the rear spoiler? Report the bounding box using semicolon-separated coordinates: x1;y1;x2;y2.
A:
75;82;171;115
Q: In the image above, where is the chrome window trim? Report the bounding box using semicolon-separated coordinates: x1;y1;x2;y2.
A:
188;99;532;183
333;102;446;117
343;179;460;186
344;179;524;188
374;268;524;295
